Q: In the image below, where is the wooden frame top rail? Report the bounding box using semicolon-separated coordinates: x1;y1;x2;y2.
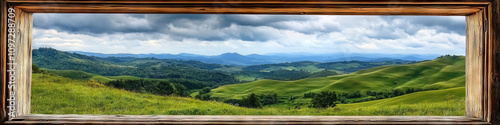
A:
5;0;488;15
3;0;493;4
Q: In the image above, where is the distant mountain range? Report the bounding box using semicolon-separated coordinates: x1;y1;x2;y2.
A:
72;51;440;66
34;48;418;89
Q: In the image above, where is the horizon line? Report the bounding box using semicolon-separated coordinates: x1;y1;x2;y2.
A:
33;47;463;56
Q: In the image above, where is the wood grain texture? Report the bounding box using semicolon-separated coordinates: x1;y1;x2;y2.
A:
12;8;31;118
0;0;8;123
4;121;492;125
4;0;485;15
13;5;483;15
466;9;484;120
4;115;489;124
483;7;490;123
3;0;493;4
488;0;500;124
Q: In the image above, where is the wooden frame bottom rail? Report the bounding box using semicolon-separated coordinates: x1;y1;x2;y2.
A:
4;115;490;124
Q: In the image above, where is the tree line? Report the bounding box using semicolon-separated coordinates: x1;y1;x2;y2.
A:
105;79;190;97
304;87;438;104
317;61;408;73
222;93;279;108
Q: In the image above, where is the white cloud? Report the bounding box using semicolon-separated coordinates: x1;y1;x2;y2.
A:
356;43;379;50
32;15;466;55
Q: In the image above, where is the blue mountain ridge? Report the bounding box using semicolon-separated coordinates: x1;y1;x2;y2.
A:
71;51;441;66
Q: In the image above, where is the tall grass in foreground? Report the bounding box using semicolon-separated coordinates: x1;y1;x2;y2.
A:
31;73;464;115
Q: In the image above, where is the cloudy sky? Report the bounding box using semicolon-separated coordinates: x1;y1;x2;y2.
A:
32;14;465;55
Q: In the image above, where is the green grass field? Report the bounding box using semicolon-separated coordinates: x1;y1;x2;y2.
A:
211;56;465;99
31;72;464;115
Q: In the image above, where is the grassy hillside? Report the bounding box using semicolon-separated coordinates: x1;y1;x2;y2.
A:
230;60;411;82
33;48;240;89
31;73;463;115
33;48;135;76
328;87;464;115
31;73;255;115
319;56;464;92
341;87;464;107
211;56;464;99
241;60;411;73
34;48;415;89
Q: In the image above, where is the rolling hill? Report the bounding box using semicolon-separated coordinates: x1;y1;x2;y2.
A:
33;48;239;89
242;60;411;73
31;73;252;115
34;48;418;88
210;55;465;99
31;72;463;115
329;87;464;115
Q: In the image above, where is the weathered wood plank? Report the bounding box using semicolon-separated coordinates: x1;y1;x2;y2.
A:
4;121;493;125
3;0;493;4
6;1;485;15
14;8;482;15
8;115;480;122
488;0;500;124
12;8;31;118
482;7;490;123
5;115;488;124
466;9;484;120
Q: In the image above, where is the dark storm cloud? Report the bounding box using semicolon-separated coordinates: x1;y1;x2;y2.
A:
269;21;341;34
219;15;342;34
34;14;465;43
218;14;315;26
381;16;465;35
408;16;465;35
34;14;154;34
363;23;408;40
34;14;329;42
33;14;466;55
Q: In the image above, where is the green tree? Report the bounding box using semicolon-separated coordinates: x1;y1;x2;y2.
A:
200;87;211;95
32;64;42;73
258;93;279;105
311;91;337;108
104;79;190;97
392;89;405;97
195;94;211;101
243;93;263;108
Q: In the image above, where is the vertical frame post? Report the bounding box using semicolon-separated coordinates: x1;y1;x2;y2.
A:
466;9;485;119
487;0;500;124
11;8;32;118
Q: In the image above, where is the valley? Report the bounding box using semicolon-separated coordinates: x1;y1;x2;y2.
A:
31;48;465;115
31;73;464;115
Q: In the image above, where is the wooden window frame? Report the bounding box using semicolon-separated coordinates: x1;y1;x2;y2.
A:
0;0;499;124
